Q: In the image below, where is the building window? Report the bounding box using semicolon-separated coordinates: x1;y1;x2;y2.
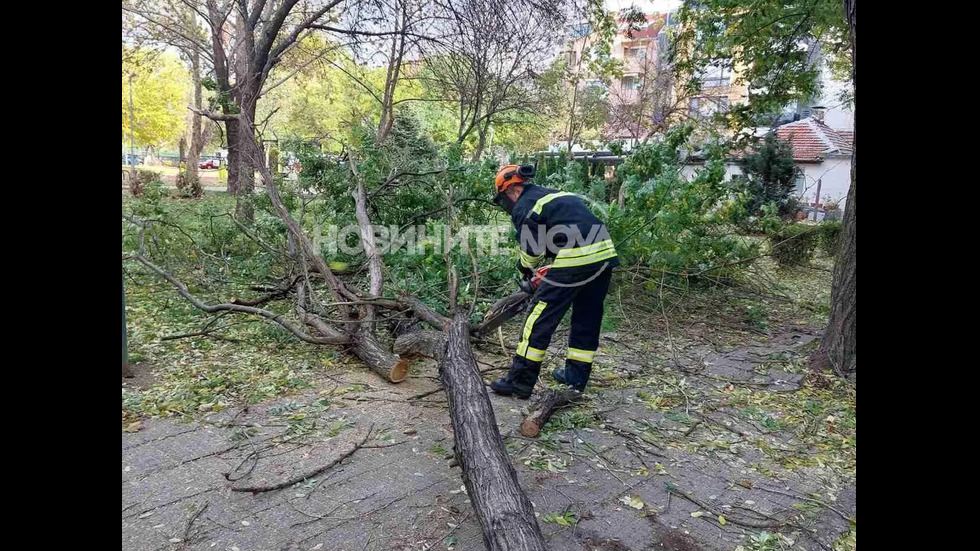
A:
626;46;646;59
689;96;730;118
564;50;577;66
702;65;731;88
793;169;807;195
622;75;641;91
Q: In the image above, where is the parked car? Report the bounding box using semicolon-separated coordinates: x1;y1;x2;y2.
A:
199;158;220;169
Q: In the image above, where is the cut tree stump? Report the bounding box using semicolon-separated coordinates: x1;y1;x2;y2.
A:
441;314;547;551
520;389;583;437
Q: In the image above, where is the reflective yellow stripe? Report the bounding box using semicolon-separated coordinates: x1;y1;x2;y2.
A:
531;192;577;215
552;247;618;268
520;249;543;269
556;239;615;260
516;301;548;358
524;346;546;362
567;347;596;363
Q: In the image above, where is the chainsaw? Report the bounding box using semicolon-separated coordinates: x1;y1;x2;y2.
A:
518;265;551;294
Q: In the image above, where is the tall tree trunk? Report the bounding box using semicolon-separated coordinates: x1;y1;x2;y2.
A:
187;51;203;186
818;0;856;377
235;87;258;224
471;118;491;162
226;122;240;193
233;5;256;224
353;177;383;325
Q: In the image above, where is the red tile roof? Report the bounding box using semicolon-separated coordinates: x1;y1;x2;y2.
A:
775;118;853;162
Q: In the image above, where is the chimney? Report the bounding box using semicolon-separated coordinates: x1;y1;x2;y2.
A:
812;106;827;122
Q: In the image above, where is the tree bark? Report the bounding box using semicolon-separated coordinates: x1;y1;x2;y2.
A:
474;291;531;336
520;389;583;438
353;178;383;324
440;314;547;551
235;90;258;224
226;122;240;193
393;330;447;360
351;327;410;382
817;0;856;377
187;51;203;187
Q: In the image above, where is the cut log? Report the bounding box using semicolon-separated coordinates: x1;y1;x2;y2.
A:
351;329;409;383
520;389;584;438
474;291;531;336
441;314;547;551
393;330;447;361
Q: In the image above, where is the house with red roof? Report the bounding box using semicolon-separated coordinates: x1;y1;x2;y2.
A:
680;114;853;216
774;115;853;212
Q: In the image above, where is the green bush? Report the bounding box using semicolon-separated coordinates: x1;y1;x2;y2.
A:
131;169;162;197
770;224;818;267
609;125;759;280
818;221;842;257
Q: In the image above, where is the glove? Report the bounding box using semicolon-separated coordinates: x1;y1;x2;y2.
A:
517;277;534;294
516;259;534;281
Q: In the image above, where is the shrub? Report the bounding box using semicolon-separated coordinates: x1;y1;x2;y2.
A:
131;169;162;197
817;221;842;257
770;223;818;267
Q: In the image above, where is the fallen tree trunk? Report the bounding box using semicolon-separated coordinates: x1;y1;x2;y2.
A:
441;314;547;551
393;330;447;361
520;389;583;438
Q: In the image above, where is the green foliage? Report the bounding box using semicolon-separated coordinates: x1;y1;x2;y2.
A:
122;49;190;149
541;410;596;433
770;224;818;267
607;125;758;279
675;0;850;134
541;511;578;527
175;172;203;198
817;221;842;256
737;134;800;220
130;169;164;200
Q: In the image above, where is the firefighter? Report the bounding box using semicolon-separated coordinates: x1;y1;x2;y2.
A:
489;164;619;398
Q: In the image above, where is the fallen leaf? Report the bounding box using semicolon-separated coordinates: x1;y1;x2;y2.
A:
123;421;143;433
619;495;644;509
718;515;726;525
690;511;704;518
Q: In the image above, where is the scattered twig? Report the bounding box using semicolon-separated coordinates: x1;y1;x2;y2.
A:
179;501;209;547
667;484;783;529
754;485;852;522
232;424;376;494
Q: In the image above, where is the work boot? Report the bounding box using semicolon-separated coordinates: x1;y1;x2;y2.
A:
490;376;533;399
551;367;587;392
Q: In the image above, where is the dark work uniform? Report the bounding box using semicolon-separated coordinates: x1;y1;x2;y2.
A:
502;183;620;394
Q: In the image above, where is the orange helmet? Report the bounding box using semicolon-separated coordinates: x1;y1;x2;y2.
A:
494;164;533;192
